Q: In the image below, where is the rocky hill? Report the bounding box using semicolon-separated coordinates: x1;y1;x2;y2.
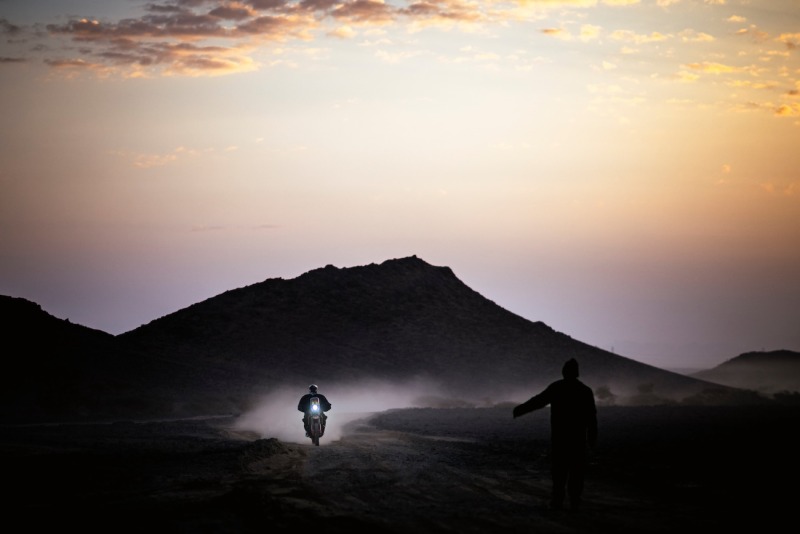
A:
1;256;755;423
0;295;123;421
692;350;800;395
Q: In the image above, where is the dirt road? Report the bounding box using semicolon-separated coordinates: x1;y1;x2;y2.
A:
288;405;798;533
3;405;797;533
299;415;556;533
287;409;686;534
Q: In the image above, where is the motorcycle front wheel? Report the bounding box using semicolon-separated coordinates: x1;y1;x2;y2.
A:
311;419;321;446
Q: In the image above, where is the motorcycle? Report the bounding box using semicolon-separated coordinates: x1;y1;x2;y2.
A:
306;396;325;446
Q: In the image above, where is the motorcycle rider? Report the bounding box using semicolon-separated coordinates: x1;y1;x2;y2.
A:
297;384;332;437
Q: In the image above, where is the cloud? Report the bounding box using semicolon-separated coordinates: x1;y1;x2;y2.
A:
673;70;700;83
728;100;765;113
45;58;101;68
754;181;797;196
777;33;800;50
9;0;652;77
679;29;714;43
235;14;317;40
332;0;396;24
328;25;357;38
32;4;294;78
44;58;118;78
540;24;602;43
541;27;571;40
167;53;258;76
683;61;743;74
400;0;486;31
0;17;21;35
579;24;601;42
725;79;777;91
735;25;770;43
775;103;800;117
298;0;342;11
42;7;312;77
609;29;670;44
209;4;259;20
45;13;227;41
757;181;796;196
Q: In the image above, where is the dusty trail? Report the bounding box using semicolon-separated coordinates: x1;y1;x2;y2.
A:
297;416;547;532
284;404;798;533
3;405;796;533
293;412;664;534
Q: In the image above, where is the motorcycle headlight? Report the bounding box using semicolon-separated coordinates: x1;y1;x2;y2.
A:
311;405;319;412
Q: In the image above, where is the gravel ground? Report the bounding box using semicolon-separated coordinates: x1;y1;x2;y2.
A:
2;405;797;533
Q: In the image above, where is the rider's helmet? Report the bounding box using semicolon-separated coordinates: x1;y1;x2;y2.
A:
309;384;318;393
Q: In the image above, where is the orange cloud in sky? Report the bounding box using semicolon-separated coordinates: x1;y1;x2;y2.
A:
777;33;800;50
4;0;761;82
609;29;670;44
541;27;570;39
775;103;800;117
684;61;743;74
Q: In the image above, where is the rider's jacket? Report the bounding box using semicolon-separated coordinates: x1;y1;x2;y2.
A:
297;393;332;413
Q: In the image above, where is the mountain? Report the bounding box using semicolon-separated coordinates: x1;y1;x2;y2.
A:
0;295;123;421
1;256;756;423
691;350;800;395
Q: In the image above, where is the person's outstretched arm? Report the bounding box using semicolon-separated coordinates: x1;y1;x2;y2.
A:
513;387;551;418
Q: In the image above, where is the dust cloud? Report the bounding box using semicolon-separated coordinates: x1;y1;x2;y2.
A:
232;377;443;444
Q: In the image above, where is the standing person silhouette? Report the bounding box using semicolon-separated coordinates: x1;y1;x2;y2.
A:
513;358;598;511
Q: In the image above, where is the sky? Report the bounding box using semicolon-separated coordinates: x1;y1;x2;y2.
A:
1;0;798;371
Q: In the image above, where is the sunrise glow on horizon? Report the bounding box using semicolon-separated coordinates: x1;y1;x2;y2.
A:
1;0;798;370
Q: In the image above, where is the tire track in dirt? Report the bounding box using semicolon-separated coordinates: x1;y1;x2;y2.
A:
290;410;707;533
296;415;580;533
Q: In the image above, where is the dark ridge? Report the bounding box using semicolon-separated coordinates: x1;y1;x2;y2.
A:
0;295;122;422
1;257;762;424
692;350;800;395
717;350;800;366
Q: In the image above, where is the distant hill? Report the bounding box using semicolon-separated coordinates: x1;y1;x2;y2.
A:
1;256;757;423
692;350;800;395
0;295;124;421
